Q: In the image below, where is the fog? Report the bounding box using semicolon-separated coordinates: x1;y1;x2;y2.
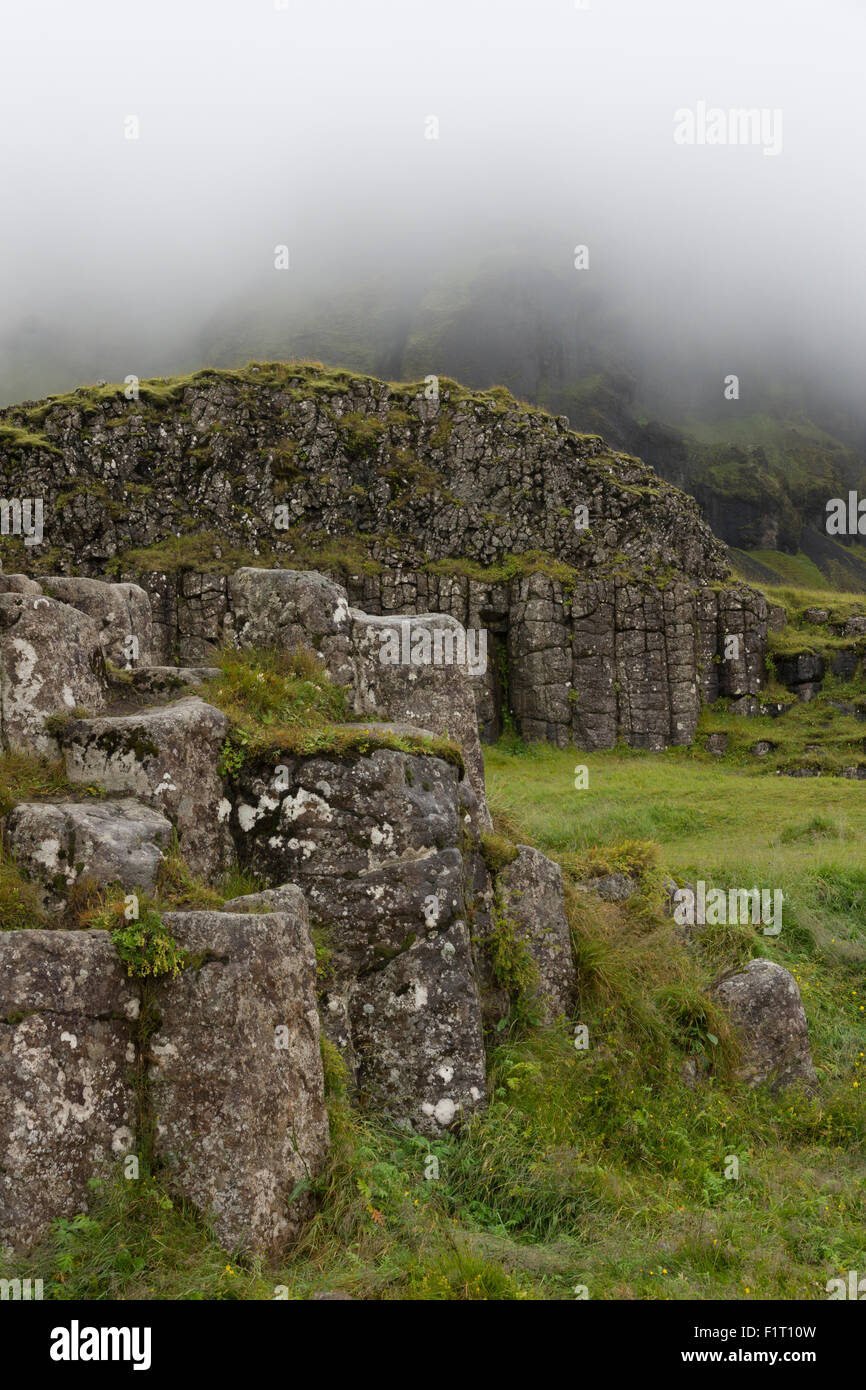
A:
1;0;864;424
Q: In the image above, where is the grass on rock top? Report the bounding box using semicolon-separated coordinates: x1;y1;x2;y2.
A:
202;645;464;774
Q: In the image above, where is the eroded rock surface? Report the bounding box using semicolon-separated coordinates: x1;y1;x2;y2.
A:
498;846;576;1023
229;747;488;1132
0;930;138;1253
40;577;153;668
57;697;231;877
4;797;173;905
709;959;818;1092
0;593;107;753
152;909;329;1256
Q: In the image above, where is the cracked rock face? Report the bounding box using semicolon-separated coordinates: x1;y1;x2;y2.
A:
4;797;173;905
0;593;107;754
153;910;329;1257
709;959;818;1092
57;696;232;878
0;930;138;1254
229;748;488;1133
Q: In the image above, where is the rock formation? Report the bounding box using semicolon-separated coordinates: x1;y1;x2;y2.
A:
0;364;768;750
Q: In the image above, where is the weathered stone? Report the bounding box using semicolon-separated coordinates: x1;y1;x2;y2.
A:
752;740;774;757
40;577;153;668
4;797;173;905
57;697;232;877
222;883;307;915
0;574;43;596
350;921;486;1136
349;610;491;825
0;930;138;1254
226;568;354;686
767;603;787;632
708;959;818;1092
228;747;487;1129
127;665;221;695
0;593;107;754
581;872;639;903
152;909;329;1257
498;847;576;1024
705;732;728;755
775;652;825;688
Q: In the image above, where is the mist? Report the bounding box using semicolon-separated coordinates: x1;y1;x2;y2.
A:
2;0;864;426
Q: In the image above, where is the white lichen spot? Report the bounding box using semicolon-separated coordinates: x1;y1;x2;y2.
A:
281;787;332;823
433;1097;456;1126
413;982;428;1009
216;797;232;823
33;837;62;874
370;823;394;850
111;1125;135;1154
60;1031;77;1049
437;1064;454;1083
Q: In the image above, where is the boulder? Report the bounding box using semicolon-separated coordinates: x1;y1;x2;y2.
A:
225;568;354;686
0;593;107;754
0;574;43;596
40;577;153;668
580;871;638;903
0;930;138;1254
498;847;577;1023
4;797;173;905
152;909;329;1256
57;697;232;878
708;958;818;1092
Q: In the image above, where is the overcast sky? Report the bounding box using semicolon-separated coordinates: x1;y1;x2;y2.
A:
1;0;864;406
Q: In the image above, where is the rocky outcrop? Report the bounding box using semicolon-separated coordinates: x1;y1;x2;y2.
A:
152;909;329;1256
228;746;488;1135
0;593;106;753
709;959;818;1092
56;697;232;878
0;907;329;1257
0;930;138;1254
0;364;769;752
